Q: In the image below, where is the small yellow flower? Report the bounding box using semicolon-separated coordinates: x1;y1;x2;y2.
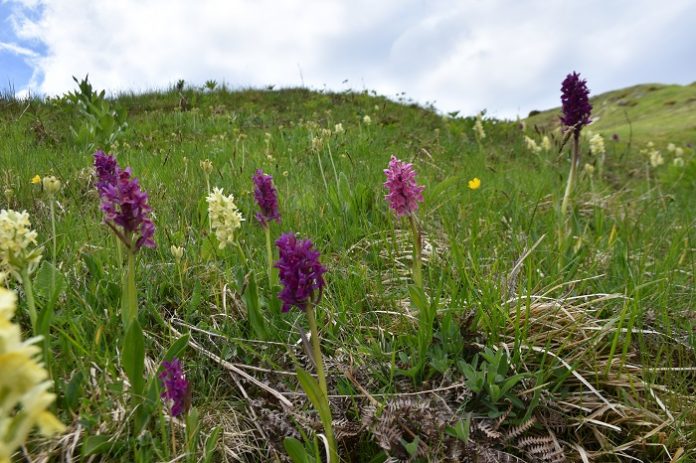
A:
31;175;41;185
468;177;481;190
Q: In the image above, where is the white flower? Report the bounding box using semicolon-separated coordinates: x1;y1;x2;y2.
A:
311;136;323;151
362;115;372;125
649;150;664;168
667;143;676;152
675;147;684;157
334;123;344;134
42;176;61;196
583;163;595;175
474;113;486;140
206;187;244;249
541;136;551;152
589;133;605;155
200;159;213;175
673;157;685;167
170;245;184;260
524;136;541;154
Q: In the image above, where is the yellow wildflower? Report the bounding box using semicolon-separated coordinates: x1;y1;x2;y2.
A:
468;177;481;190
0;287;64;462
31;175;41;185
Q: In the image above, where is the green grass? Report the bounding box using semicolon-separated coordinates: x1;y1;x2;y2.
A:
1;83;695;462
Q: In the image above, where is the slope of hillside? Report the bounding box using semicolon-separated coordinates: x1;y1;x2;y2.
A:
526;82;696;144
1;83;695;462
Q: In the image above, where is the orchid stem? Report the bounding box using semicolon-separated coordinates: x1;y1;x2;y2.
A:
306;303;338;463
21;268;37;334
408;214;423;289
123;250;137;327
561;133;580;216
264;226;275;287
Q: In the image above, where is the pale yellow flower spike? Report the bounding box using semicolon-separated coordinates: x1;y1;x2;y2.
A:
0;209;43;281
206;187;244;249
0;287;64;463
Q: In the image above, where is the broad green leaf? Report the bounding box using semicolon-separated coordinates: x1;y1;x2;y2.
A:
122;320;145;396
82;435;112;456
283;437;309;463
242;271;267;340
33;261;66;308
203;426;222;463
163;333;190;362
296;367;334;447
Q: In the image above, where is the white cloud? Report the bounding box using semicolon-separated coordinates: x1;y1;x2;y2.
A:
0;40;38;57
6;0;696;118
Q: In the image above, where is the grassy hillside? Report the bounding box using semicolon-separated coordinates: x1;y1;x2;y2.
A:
526;82;696;145
0;82;695;462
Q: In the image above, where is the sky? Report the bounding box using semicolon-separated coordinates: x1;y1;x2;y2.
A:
1;0;695;119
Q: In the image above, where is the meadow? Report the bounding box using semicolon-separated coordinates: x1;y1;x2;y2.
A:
0;77;695;462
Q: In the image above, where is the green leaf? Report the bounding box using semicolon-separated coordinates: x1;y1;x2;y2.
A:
63;371;84;412
296;368;329;420
203;426;222;463
501;373;527;395
122;320;145;396
186;407;201;454
242;272;267;340
163;333;190;362
446;414;471;443
283;437;309;463
82;435;112;456
401;436;420;456
33;261;66;308
408;284;428;312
